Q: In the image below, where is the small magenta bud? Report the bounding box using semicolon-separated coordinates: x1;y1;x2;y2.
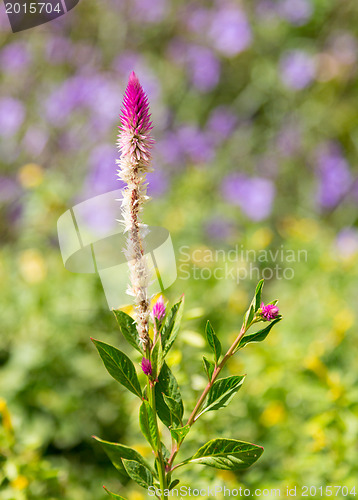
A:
152;295;166;323
141;358;152;376
260;302;280;321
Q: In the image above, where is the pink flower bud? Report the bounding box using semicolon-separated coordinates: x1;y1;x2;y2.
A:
141;357;152;376
152;295;166;323
260;302;279;321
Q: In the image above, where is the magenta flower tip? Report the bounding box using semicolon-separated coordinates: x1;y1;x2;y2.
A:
141;358;152;376
152;295;166;323
260;302;280;321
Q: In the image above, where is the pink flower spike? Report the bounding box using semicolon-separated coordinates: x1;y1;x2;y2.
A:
141;358;152;376
152;295;166;323
260;302;280;321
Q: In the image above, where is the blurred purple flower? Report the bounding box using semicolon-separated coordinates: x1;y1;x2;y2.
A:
222;174;275;221
22;127;48;156
0;98;25;137
209;6;252;57
256;1;279;21
156;132;183;168
205;216;233;240
335;228;358;258
276;123;301;157
331;33;357;66
131;0;167;23
45;36;73;64
206;106;238;143
278;0;312;26
84;144;124;197
185;7;211;33
147;168;169;197
280;50;315;90
0;42;31;73
0;176;21;203
177;125;215;164
316;142;352;209
186;45;220;92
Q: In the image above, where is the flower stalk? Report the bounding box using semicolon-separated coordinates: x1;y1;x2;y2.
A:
117;71;154;352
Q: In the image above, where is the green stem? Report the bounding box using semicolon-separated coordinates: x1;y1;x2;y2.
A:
167;323;248;470
147;357;167;499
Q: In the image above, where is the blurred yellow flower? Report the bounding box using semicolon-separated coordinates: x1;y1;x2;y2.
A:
306;422;327;451
166;349;182;366
0;398;13;432
11;475;29;490
128;491;145;500
217;470;237;482
249;227;273;249
333;309;354;334
260;401;286;427
18;163;44;188
18;249;47;283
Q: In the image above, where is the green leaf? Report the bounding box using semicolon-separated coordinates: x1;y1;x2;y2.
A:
170;425;190;444
253;279;264;311
122;459;154;489
235;317;282;353
155;363;184;428
205;321;221;363
139;400;159;450
198;375;245;418
113;310;143;354
161;297;184;357
169;479;180;490
92;339;142;399
151;336;163;380
161;441;170;463
163;394;183;423
93;436;156;483
103;486;127;499
243;280;265;330
203;356;215;381
243;304;255;330
183;438;264;470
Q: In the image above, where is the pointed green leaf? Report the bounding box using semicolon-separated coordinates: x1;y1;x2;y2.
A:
161;441;170;463
203;356;215;381
235;317;282;353
169;479;180;490
253;279;264;311
92;339;142;399
151;336;163;380
103;486;127;499
113;310;143;354
155;363;184;428
161;297;184;357
243;280;265;330
197;376;245;418
184;438;264;470
163;394;183;423
139;400;159;450
122;459;154;489
205;321;221;363
93;436;156;482
243;304;255;330
170;425;190;444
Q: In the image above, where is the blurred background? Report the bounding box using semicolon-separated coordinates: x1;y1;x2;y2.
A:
1;0;358;498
